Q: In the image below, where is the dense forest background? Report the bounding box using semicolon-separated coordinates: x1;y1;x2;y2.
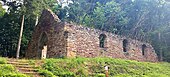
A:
0;0;170;62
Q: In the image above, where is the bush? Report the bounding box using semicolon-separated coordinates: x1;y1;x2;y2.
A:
2;73;28;77
0;64;28;77
59;72;76;77
76;68;88;76
0;64;15;74
39;69;56;77
0;57;7;64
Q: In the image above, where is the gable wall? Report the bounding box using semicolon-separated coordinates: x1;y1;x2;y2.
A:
26;9;67;58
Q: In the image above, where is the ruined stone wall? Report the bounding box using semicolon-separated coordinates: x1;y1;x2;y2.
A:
64;23;158;62
26;9;67;58
26;9;158;62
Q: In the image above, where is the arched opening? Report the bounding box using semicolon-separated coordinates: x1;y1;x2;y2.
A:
39;32;48;59
142;44;147;55
99;34;106;48
123;39;128;52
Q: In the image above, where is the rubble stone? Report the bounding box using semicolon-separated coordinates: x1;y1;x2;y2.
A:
26;9;158;62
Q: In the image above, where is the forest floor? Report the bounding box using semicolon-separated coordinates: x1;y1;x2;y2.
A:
0;57;170;77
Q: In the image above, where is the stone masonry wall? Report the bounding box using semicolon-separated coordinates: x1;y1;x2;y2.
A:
64;23;158;62
26;9;67;59
26;9;158;62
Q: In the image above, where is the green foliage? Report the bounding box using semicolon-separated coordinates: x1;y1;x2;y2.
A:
0;64;28;77
24;0;58;16
41;59;76;76
0;3;5;17
0;57;7;64
38;69;56;77
0;58;28;76
94;73;105;77
39;58;170;77
62;0;128;33
2;73;28;77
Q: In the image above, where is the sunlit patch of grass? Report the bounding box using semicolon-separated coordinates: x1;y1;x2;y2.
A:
1;57;169;77
0;57;7;64
37;57;170;77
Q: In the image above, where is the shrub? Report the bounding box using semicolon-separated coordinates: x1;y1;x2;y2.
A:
0;57;7;64
39;69;56;77
2;73;28;77
0;64;15;73
59;72;76;77
76;68;88;77
0;64;28;77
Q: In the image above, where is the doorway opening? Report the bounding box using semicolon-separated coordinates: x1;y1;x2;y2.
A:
38;32;48;59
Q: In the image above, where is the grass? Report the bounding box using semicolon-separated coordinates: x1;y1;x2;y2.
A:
0;57;7;64
0;57;28;77
38;57;170;77
1;57;170;77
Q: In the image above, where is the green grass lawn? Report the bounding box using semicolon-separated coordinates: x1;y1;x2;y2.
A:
1;57;170;77
39;57;170;77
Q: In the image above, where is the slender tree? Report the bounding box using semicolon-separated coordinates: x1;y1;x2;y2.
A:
16;15;24;59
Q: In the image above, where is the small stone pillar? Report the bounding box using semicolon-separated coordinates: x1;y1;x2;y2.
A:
41;45;47;59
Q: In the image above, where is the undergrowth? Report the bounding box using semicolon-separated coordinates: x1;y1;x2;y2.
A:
0;57;28;77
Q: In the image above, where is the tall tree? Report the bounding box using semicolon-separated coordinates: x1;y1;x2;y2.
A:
0;0;58;57
61;0;128;33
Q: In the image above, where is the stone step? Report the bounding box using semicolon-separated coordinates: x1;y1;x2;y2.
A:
24;71;38;74
8;59;28;62
8;62;30;65
23;72;40;77
18;68;38;71
18;69;38;74
7;58;41;77
7;60;32;64
15;65;36;68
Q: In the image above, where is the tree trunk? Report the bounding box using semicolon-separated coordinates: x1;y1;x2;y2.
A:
35;15;38;26
158;32;163;61
16;15;25;59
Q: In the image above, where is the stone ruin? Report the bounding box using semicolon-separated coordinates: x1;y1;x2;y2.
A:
26;9;158;62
